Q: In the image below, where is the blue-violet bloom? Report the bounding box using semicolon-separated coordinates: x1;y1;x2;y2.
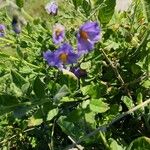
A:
43;43;78;69
45;2;58;15
52;23;65;44
0;24;5;37
77;21;101;55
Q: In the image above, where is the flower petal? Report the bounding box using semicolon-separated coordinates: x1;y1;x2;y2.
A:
77;37;94;54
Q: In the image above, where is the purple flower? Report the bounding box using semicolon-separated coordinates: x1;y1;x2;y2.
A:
77;21;101;55
52;24;65;44
70;67;87;78
45;2;58;15
43;43;78;69
0;24;5;37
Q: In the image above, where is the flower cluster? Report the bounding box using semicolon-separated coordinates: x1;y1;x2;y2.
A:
0;24;5;37
44;2;101;78
43;21;101;77
43;43;78;69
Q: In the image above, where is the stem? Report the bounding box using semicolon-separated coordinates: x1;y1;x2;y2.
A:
141;0;149;23
49;120;55;150
124;73;148;87
21;8;33;21
0;37;14;44
99;131;109;149
100;48;124;85
86;3;103;20
67;136;84;150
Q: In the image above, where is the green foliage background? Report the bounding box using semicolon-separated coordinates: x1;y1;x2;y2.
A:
0;0;150;149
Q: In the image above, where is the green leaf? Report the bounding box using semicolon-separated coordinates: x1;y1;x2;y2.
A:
89;98;109;113
98;0;116;24
127;136;150;150
72;0;83;10
81;83;107;98
28;116;43;127
122;96;134;109
11;70;27;88
109;138;124;150
20;41;28;48
81;85;92;96
60;96;76;102
26;22;32;34
47;108;59;121
80;61;91;70
57;116;84;140
53;85;70;102
16;45;24;58
131;64;141;74
142;0;150;22
0;94;19;106
142;79;150;88
10;83;23;97
82;0;91;17
62;69;77;80
16;0;24;8
13;106;31;118
136;93;144;113
137;93;143;105
33;76;45;98
84;111;96;128
66;109;83;122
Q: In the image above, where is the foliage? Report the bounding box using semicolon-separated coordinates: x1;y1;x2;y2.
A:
0;0;150;149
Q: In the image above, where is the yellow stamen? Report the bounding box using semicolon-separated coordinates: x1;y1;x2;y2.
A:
80;30;88;40
59;53;68;63
55;29;62;37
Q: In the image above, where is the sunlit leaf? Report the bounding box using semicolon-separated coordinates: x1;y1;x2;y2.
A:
47;108;59;121
89;98;109;113
127;136;150;150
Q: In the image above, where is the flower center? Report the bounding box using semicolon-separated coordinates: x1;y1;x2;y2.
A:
80;30;88;40
59;53;68;63
0;29;4;33
55;29;62;37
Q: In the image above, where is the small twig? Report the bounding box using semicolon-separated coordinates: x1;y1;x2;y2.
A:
67;136;84;150
0;135;16;145
100;48;125;85
66;98;150;149
124;73;149;87
86;3;104;20
49;120;56;150
99;131;109;149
